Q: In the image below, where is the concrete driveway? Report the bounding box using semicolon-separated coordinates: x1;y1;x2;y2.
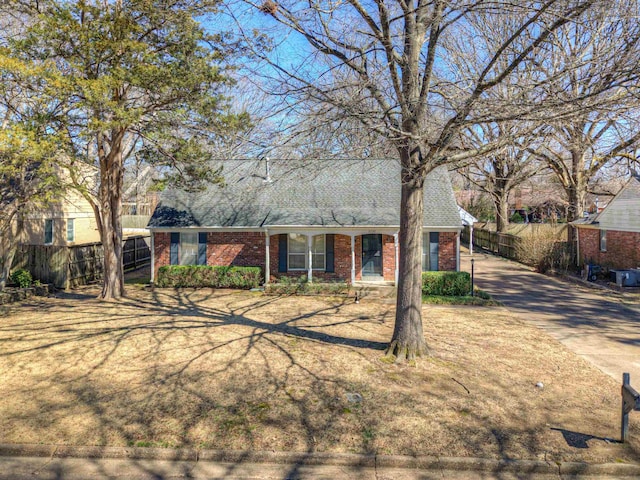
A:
461;249;640;385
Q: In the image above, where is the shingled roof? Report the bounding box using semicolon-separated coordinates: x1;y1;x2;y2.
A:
148;159;462;229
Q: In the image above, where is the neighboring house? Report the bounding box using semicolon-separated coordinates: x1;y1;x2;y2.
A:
147;159;463;285
572;175;640;270
19;164;101;247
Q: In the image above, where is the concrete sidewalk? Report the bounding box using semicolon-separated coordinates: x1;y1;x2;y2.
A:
1;444;639;479
461;250;640;383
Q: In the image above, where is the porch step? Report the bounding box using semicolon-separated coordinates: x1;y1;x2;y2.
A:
353;283;397;299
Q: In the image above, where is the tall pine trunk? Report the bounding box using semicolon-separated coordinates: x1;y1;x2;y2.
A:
386;147;428;361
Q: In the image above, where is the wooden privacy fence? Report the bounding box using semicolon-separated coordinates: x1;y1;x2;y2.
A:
14;235;150;289
462;227;519;260
461;225;571;266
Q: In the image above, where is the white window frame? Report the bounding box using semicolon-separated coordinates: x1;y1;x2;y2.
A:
311;234;326;270
66;218;75;242
44;219;53;245
287;234;307;271
179;232;198;265
600;229;607;252
288;234;326;271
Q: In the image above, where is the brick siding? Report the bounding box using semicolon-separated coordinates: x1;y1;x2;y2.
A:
156;230;459;284
579;228;640;269
438;232;458;271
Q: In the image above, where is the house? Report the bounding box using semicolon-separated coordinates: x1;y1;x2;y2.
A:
147;159;463;285
572;175;640;270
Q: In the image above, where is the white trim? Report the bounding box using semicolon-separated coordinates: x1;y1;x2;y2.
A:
148;225;462;234
264;231;270;285
350;235;356;284
456;233;460;272
150;233;155;284
307;234;313;283
394;233;399;285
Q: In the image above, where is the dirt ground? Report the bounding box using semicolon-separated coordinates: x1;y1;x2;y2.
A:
1;285;638;464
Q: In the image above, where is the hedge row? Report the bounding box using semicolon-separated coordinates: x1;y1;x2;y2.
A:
156;265;262;289
422;271;471;296
265;281;349;296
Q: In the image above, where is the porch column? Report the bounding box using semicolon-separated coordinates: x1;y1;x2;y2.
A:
394;232;399;285
307;234;313;283
456;232;461;272
264;230;270;285
469;225;474;255
150;231;155;284
350;235;356;284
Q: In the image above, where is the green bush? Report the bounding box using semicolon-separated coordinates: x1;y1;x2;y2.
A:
422;271;471;296
10;269;33;288
265;277;349;296
156;265;262;289
510;212;524;223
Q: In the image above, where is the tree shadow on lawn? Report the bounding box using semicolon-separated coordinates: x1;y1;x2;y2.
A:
1;288;640;480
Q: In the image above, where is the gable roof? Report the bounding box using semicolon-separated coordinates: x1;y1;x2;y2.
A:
148;159;462;229
572;175;640;232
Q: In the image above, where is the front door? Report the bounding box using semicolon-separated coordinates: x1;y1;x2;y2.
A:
362;234;383;279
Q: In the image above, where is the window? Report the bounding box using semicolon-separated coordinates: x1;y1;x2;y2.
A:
44;219;53;244
179;232;198;265
422;232;439;271
170;232;205;266
66;219;75;242
311;235;326;269
600;230;607;252
288;234;325;270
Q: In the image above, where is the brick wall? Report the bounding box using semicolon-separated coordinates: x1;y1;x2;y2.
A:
153;232;170;280
206;232;265;268
382;234;396;281
153;231;266;281
579;228;640;269
156;230;458;285
438;232;458;271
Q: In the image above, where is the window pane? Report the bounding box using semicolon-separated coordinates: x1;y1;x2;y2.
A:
311;235;325;269
289;234;307;253
312;253;325;269
180;232;198;265
600;230;607;251
45;219;53;244
67;219;75;242
289;253;306;269
312;234;325;254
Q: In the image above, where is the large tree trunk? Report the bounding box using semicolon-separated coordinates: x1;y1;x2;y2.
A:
0;215;23;292
386;147;428;361
98;131;126;300
0;245;17;293
494;194;510;233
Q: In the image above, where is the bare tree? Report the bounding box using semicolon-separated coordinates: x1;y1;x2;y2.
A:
229;0;611;361
527;1;640;227
460;124;548;232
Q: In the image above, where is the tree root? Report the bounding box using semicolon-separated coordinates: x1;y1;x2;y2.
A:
385;340;428;363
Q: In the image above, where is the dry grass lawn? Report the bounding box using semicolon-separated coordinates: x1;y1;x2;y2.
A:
1;285;639;464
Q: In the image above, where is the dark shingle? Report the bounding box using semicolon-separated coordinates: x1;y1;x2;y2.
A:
148;159;461;229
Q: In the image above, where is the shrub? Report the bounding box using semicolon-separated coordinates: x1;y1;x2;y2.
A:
510;211;524;223
156;265;261;289
265;277;349;296
422;271;471;296
515;227;571;273
10;269;33;288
